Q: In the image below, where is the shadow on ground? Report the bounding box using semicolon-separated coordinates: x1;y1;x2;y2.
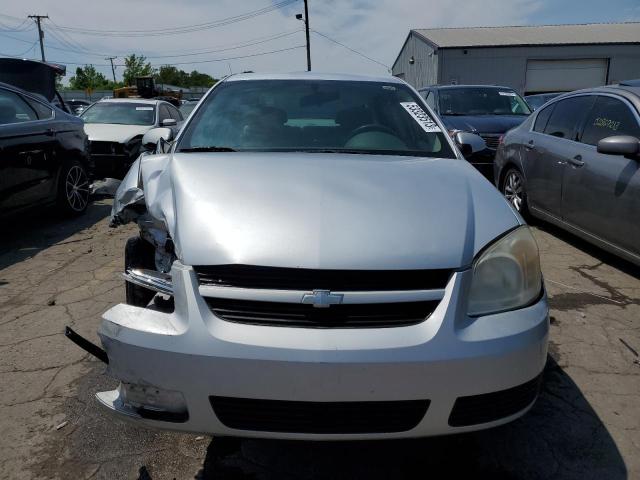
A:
0;201;111;272
192;357;626;480
532;220;640;280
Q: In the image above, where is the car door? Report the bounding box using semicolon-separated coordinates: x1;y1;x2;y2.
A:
523;96;595;218
561;94;640;255
0;87;57;213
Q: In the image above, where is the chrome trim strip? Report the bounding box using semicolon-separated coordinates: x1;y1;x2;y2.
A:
123;269;173;296
198;285;446;304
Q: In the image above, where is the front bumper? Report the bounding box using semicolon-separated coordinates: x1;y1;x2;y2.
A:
97;262;549;440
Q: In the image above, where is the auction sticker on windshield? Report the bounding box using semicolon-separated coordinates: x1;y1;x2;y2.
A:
136;107;154;110
498;91;517;97
400;102;441;133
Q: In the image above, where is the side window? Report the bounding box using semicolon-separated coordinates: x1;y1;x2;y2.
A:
159;104;171;122
424;91;436;110
0;89;38;124
544;96;595;140
169;105;183;121
533;104;554;133
580;96;640;146
25;98;54;120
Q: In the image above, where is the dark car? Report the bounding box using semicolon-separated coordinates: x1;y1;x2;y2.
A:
419;85;532;179
524;92;563;111
0;82;91;216
495;85;640;266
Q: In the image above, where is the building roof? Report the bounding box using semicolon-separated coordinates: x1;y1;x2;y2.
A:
413;22;640;49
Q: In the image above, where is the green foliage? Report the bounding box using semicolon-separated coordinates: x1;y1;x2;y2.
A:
155;65;217;88
68;65;120;90
122;54;154;86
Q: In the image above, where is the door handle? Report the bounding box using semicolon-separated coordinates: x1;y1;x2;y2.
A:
524;140;534;150
568;155;584;167
46;128;56;136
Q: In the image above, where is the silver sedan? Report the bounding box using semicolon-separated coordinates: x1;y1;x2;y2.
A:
70;72;548;440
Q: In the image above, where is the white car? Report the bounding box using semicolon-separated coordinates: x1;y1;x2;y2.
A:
68;72;549;440
80;98;184;179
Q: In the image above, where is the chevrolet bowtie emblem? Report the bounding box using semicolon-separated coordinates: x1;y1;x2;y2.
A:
301;289;343;308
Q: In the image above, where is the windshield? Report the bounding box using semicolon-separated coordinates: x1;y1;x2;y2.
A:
177;79;455;158
439;88;531;116
80;102;155;125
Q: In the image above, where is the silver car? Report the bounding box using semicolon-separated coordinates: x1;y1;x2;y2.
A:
495;84;640;266
68;73;548;439
81;98;184;179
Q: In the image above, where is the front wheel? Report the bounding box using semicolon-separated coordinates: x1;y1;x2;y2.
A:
501;168;528;217
57;160;90;216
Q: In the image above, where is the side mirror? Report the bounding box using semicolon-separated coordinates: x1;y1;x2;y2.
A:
597;135;640;157
453;131;487;157
161;118;177;127
142;127;173;152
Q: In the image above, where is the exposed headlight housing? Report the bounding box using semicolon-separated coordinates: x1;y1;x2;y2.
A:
467;226;542;316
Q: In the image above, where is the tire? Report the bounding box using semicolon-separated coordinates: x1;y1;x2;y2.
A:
501;167;529;217
57;159;90;216
125;236;156;307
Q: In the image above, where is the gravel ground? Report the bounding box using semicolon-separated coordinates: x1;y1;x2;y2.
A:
0;199;638;479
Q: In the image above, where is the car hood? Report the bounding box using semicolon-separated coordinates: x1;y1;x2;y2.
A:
83;123;151;143
140;152;521;270
440;115;528;134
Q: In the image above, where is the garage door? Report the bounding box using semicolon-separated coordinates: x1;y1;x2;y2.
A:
525;59;608;94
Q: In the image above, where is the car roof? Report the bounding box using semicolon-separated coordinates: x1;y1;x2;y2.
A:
224;71;406;85
540;85;640;111
0;80;51;103
97;98;160;105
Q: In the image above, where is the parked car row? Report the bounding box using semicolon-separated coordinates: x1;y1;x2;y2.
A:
0;58;190;217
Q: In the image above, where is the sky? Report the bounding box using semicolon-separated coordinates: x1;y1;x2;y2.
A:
0;0;639;85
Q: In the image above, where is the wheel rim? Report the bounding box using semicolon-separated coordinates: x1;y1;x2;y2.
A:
65;165;89;212
503;171;524;211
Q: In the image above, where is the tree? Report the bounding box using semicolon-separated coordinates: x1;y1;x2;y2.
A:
188;70;217;88
68;65;110;90
154;66;217;88
122;54;154;86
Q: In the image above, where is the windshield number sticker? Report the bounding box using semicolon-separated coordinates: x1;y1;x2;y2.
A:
400;102;441;133
136;106;154;111
498;91;517;97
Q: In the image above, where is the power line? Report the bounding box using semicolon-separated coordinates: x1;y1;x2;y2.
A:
0;40;38;58
47;0;299;37
311;29;389;70
45;45;306;67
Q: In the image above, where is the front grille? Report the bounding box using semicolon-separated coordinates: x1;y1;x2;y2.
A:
480;134;501;150
204;297;439;328
90;141;123;155
448;375;542;427
194;265;453;291
210;396;430;434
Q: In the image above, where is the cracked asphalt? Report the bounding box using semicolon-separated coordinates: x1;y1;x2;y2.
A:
0;199;638;479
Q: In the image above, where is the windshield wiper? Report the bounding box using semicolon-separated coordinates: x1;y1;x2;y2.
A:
178;146;236;152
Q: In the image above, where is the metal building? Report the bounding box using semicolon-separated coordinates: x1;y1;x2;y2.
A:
392;23;640;94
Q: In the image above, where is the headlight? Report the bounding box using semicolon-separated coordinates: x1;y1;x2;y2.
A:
467;226;542;316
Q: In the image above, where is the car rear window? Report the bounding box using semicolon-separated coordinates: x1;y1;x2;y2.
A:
580;96;640;146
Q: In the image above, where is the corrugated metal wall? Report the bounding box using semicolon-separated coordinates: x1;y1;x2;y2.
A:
392;33;438;89
394;35;640;93
439;44;640;93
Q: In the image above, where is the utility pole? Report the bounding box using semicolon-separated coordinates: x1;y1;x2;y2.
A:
295;0;311;71
304;0;311;71
105;57;117;83
28;15;48;62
